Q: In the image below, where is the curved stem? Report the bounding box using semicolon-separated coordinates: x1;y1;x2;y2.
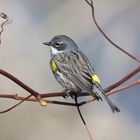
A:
75;95;94;140
0;12;9;44
0;94;32;113
85;0;140;63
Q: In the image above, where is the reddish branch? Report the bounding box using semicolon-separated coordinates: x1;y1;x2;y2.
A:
0;79;139;106
85;0;140;63
0;66;139;105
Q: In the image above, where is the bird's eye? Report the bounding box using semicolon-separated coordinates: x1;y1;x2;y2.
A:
55;42;63;48
55;42;60;46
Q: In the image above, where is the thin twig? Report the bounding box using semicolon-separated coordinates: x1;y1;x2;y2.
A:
84;0;140;63
0;94;32;113
0;94;77;106
107;79;140;96
0;12;9;44
75;95;94;140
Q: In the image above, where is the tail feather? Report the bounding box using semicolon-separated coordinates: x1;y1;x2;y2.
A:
92;85;120;113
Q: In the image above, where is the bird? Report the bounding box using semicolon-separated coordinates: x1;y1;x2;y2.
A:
43;35;120;113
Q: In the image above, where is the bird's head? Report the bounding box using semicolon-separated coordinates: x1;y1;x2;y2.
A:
43;35;78;55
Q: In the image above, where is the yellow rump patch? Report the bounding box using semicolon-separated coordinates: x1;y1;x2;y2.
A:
51;59;57;72
92;74;101;84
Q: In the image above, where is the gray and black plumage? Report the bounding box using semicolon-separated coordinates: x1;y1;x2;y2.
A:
43;35;120;113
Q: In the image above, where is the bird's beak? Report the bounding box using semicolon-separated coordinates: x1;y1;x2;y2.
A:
43;42;52;46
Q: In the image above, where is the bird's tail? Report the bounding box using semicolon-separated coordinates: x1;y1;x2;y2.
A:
92;84;120;113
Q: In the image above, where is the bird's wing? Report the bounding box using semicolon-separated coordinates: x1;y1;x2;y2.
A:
55;50;98;96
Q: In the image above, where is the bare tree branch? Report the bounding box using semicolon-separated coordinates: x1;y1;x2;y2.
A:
0;66;139;102
84;0;140;63
0;79;139;108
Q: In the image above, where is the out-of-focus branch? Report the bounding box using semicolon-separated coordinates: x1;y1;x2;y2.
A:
107;79;140;95
0;12;9;44
84;0;140;63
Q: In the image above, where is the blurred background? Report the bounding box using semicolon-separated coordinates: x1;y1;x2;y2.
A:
0;0;140;139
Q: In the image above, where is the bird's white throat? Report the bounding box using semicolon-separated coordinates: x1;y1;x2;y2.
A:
50;47;63;55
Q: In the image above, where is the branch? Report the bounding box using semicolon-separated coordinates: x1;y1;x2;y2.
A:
84;0;140;63
0;79;139;108
0;66;139;101
0;69;47;106
0;69;39;97
0;94;32;113
0;12;9;44
0;94;77;106
75;95;94;140
107;79;140;96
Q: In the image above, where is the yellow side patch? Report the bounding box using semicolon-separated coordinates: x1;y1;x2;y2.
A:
92;74;101;84
51;59;57;72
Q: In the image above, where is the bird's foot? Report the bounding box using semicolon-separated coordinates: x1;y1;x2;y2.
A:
62;90;75;100
62;90;70;100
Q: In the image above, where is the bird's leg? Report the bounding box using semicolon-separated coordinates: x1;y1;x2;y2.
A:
62;89;71;99
62;89;76;100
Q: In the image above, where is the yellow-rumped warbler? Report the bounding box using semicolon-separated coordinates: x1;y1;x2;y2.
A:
43;35;120;113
